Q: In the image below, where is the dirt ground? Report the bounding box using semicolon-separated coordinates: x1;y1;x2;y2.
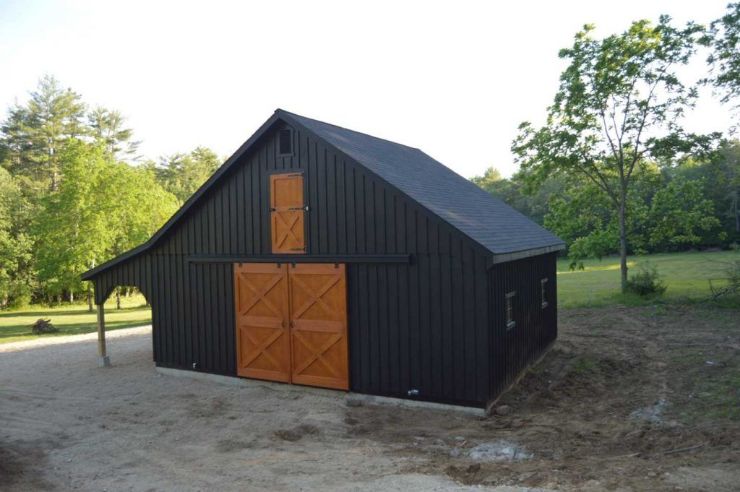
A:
1;305;738;491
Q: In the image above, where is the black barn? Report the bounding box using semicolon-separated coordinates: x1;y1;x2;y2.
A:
82;110;564;410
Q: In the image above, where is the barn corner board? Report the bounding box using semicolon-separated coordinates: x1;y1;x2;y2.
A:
82;109;565;408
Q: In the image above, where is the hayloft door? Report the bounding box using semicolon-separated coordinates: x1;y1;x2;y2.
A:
270;173;306;254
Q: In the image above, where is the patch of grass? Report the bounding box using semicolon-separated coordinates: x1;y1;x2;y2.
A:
0;294;151;344
570;356;598;375
671;352;740;423
694;371;740;421
557;250;740;308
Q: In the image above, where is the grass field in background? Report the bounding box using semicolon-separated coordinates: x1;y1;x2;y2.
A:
557;250;740;308
1;250;737;344
0;294;151;344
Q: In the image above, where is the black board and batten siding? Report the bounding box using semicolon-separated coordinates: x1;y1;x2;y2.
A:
87;112;562;409
488;253;558;398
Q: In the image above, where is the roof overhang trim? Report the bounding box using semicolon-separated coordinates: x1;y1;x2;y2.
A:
489;243;565;266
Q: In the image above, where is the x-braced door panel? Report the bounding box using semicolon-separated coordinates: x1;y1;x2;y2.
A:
288;264;349;390
270;173;306;254
234;263;291;382
233;263;349;391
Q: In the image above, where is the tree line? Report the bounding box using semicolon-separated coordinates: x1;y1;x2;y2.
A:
0;4;737;308
476;3;739;291
0;76;221;309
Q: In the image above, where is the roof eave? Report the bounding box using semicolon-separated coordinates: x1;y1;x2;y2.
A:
488;243;565;268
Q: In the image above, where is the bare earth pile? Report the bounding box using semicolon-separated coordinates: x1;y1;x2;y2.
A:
1;305;738;491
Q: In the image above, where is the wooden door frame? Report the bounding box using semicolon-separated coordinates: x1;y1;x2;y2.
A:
233;261;349;391
268;170;308;254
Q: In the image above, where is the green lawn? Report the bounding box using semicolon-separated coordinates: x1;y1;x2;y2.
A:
557;250;740;308
0;294;151;344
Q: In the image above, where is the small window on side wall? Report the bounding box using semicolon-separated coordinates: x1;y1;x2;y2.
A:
541;278;549;308
278;128;293;156
505;291;516;330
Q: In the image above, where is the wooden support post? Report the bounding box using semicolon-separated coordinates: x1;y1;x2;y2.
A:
97;304;111;367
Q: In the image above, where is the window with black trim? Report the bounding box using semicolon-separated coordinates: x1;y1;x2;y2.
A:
505;291;516;330
541;278;549;308
278;128;293;155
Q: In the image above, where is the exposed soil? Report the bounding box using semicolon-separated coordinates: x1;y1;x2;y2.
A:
347;304;740;491
1;305;738;491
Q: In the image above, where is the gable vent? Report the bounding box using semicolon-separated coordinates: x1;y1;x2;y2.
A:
278;128;293;155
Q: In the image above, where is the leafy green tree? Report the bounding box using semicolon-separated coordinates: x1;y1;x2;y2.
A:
148;146;221;202
1;75;86;192
545;166;722;264
471;167;503;190
646;177;722;250
513;17;708;291
88;107;140;160
100;161;179;309
0;167;34;307
33;142;113;303
106;163;179;255
703;2;740;107
544;169;657;264
471;167;566;225
33;141;178;306
671;140;740;243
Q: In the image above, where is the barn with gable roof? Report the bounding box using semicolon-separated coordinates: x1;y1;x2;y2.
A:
83;109;564;410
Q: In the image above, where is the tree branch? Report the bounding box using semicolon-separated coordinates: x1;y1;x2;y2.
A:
627;64;670;182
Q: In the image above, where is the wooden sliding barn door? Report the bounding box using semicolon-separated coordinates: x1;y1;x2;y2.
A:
234;263;291;382
288;264;349;390
234;263;348;391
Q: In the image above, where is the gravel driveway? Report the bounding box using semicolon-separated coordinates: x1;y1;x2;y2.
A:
0;327;530;491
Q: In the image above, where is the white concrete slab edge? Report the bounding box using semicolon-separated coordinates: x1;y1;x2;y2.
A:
155;366;486;417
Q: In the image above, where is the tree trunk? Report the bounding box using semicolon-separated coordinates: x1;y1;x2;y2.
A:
116;287;121;310
87;284;93;312
618;195;629;293
69;291;74;303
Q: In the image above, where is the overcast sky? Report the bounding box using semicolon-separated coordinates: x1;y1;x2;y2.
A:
0;0;734;178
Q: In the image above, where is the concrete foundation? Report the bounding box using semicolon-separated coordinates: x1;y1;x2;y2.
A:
98;355;111;367
155;366;486;416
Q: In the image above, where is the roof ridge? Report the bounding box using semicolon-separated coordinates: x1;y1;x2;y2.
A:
276;109;422;153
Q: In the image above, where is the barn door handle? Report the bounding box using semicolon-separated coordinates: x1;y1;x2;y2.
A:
287;206;306;211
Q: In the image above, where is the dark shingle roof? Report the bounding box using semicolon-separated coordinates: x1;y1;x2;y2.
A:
83;109;563;280
280;110;564;261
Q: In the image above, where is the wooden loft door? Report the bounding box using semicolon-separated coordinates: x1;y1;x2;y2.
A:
234;263;349;391
270;173;305;254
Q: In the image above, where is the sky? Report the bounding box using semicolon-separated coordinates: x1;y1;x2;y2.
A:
0;0;734;178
